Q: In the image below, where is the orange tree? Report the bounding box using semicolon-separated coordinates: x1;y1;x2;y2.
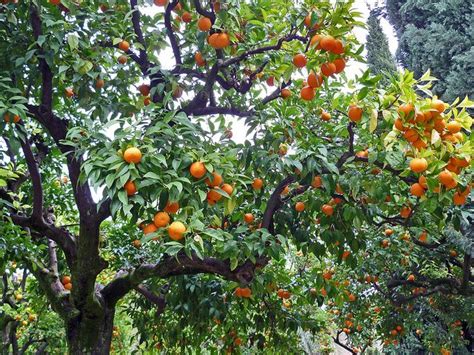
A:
0;0;472;353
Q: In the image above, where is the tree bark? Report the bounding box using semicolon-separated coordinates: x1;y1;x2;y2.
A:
66;305;115;355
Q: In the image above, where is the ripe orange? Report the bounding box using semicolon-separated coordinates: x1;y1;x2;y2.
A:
195;51;206;67
50;0;61;5
419;231;428;242
207;188;222;202
181;11;192;23
321;62;336;77
164;201;180;214
221;183;233;196
138;84;150;96
65;87;74;98
320;35;336;52
312;176;322;188
118;55;128;64
431;99;445;113
293;53;307;68
277;289;291;299
403;128;418;143
118;40;130;52
453;192;466;205
124;181;137;196
381;239;390;248
410;183;425;197
321;111;331;121
154;0;167;5
95;79;105;89
64;283;72;290
348;293;356;301
281;88;291;99
244;213;254;224
434;118;446;133
168;221;186;240
307;71;323;88
61;276;71;285
310;34;322;49
208;32;230;49
123;147;142;164
407;274;415;282
266;76;275;86
394;118;407;131
451;156;470;168
322;204;334;216
4;113;20;123
412;139;427;150
190;161;207;179
205;172;223;187
384;229;393;236
295;202;305;212
252;178;263;190
333;58;346;73
300;86;315;101
153;211;170;228
304;12;320;29
400;205;411;218
439;170;456;188
409;158;427;173
446;121;461;133
143;223;158;235
398;103;414;118
418;175;428;189
197;17;212;31
348;105;363;122
332;40;345;55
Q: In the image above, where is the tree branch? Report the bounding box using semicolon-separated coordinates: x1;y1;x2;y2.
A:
19;136;43;220
129;0;148;64
165;0;182;65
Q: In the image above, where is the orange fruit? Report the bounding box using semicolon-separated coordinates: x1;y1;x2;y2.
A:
300;86;315;101
61;276;71;285
221;183;233;196
439;170;456;188
295;202;305;212
118;55;128;64
197;17;212;31
307;71;323;88
446;121;461;133
118;40;130;52
143;223;158;235
50;0;61;5
190;161;207;179
409;158;428;173
281;88;291;99
153;211;170;228
412;139;427;150
418;175;428;189
168;221;186;240
453;192;466;205
133;239;141;248
181;11;192;23
208;32;230;49
385;229;393;236
244;213;254;224
207;188;222;202
293;53;307;68
398;103;414;118
64;283;72;290
348;294;356;301
312;176;322;188
154;0;167;5
304;12;320;29
403;128;418;143
310;34;323;49
164;201;180;214
123;147;142;164
434;118;446;133
400;205;411;218
266;76;274;86
124;180;137;196
407;274;415;281
320;35;336;52
394;118;407;131
138;84;150;96
321;111;331;121
381;239;390;248
321;62;336;77
410;183;425;197
431;99;445;113
333;58;346;73
322;204;334;216
95;79;105;89
65;87;74;98
252;178;263;190
205;172;223;187
195;51;206;67
348;105;363;122
332;40;344;55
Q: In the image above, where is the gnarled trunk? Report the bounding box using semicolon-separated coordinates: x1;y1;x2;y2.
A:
66;306;115;355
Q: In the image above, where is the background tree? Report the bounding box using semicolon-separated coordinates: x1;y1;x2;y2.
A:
0;0;472;354
366;8;397;82
385;0;474;102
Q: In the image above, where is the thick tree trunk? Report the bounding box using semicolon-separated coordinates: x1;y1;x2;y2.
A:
66;306;114;355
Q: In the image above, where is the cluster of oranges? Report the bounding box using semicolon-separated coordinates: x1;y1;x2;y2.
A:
61;275;72;291
3;112;20;123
